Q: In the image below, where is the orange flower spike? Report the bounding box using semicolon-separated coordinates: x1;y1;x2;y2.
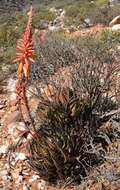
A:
23;58;30;79
18;62;24;79
14;6;35;79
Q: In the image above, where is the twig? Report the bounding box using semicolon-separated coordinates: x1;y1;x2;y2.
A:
104;156;120;160
100;108;120;121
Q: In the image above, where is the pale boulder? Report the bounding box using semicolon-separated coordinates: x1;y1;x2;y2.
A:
111;24;120;31
109;15;120;26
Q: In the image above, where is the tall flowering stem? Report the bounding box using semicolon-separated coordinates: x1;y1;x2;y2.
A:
14;6;36;134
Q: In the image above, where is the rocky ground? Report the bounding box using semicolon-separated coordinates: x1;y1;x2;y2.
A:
0;77;44;190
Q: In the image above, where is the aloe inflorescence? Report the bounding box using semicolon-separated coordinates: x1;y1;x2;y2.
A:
14;6;35;80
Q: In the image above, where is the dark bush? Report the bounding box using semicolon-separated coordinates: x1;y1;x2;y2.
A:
28;35;120;187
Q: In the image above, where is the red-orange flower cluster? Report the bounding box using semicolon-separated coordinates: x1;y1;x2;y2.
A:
14;6;35;79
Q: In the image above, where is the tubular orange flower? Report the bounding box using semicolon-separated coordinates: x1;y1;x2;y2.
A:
14;6;35;79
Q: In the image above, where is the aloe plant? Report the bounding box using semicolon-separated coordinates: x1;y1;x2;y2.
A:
12;5;120;188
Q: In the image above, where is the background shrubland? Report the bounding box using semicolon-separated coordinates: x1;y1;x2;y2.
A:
0;0;120;81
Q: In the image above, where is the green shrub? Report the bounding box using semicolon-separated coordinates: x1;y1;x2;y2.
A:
95;0;109;6
14;11;28;33
65;3;95;26
64;0;119;26
0;23;8;44
0;23;19;46
90;4;120;25
98;30;120;43
33;8;56;28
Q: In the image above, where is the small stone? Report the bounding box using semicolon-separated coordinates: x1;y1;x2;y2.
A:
0;169;8;176
4;163;10;170
12;170;19;180
0;170;8;181
38;180;46;190
0;188;9;190
16;122;26;132
9;92;16;101
23;185;30;190
15;152;26;161
111;24;120;31
7;175;13;182
0;104;5;109
109;15;120;26
27;134;32;140
0;144;9;154
16;175;23;184
29;175;39;183
7;78;17;93
8;122;16;135
11;161;16;166
84;18;91;25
